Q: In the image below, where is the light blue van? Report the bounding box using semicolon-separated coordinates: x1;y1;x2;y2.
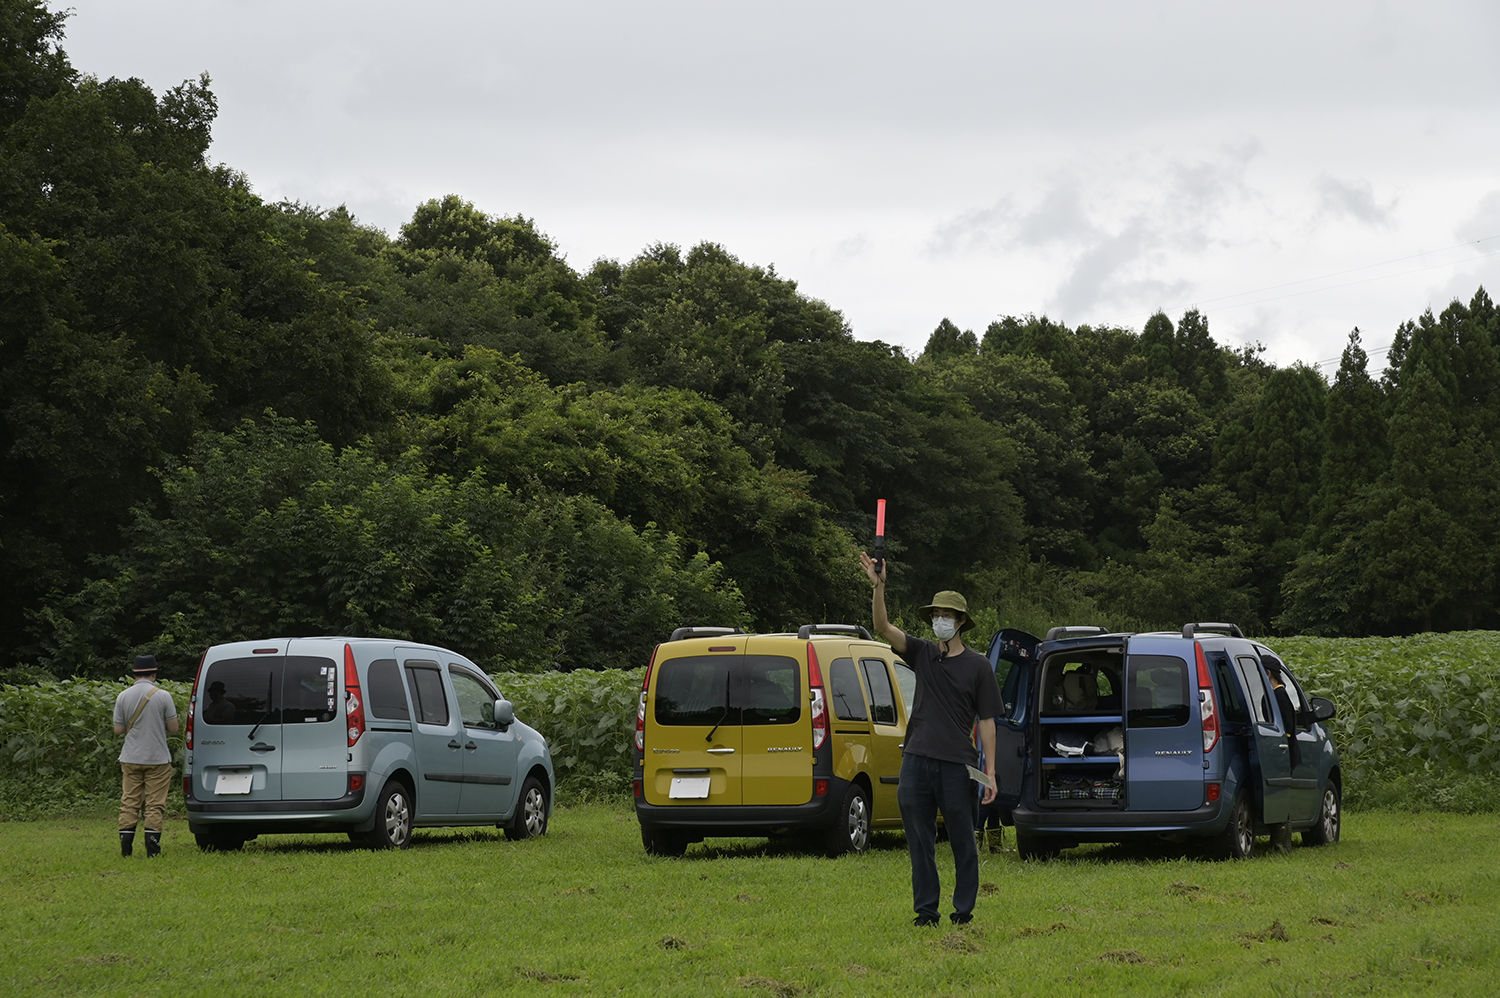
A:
987;623;1341;859
185;637;553;850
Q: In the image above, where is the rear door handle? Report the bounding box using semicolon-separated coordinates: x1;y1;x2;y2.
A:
249;742;276;753
465;742;477;751
448;740;463;749
706;747;735;755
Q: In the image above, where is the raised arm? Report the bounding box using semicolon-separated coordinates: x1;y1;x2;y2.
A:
860;551;906;653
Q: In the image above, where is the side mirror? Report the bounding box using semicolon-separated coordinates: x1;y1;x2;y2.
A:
494;699;515;727
1310;696;1336;722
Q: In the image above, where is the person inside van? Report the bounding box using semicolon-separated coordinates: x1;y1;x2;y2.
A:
860;551;1003;927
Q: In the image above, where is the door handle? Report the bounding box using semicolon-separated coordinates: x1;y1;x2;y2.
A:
465;741;477;751
249;743;276;753
1277;742;1288;750
705;747;735;755
448;740;462;749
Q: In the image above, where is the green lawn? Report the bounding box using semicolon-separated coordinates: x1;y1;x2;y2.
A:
1;805;1495;997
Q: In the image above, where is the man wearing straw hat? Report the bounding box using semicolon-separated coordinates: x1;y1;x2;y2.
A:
112;654;179;857
861;552;1002;927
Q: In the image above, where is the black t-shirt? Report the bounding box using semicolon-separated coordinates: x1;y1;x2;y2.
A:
900;633;1004;767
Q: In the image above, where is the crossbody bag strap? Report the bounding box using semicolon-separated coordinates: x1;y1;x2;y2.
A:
123;686;159;739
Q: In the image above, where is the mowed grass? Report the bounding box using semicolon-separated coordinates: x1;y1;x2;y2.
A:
1;805;1496;997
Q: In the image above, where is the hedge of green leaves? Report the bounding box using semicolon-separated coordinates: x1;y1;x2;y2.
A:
1273;632;1500;810
0;671;642;817
5;633;1499;817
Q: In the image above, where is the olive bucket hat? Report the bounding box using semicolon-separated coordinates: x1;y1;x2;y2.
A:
920;591;976;631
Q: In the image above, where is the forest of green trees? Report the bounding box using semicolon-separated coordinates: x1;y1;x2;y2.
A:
4;2;1499;681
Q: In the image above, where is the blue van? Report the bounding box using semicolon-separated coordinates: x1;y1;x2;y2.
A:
185;637;554;851
985;623;1340;859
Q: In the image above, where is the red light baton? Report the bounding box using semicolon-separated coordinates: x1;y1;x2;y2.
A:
873;499;886;576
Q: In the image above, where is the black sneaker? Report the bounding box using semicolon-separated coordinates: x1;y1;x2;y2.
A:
913;915;941;927
950;913;973;925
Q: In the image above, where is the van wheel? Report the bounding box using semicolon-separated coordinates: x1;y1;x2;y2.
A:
1210;793;1255;860
194;830;244;852
505;776;549;840
824;782;872;857
1015;830;1058;861
1302;779;1341;846
364;779;414;850
641;825;688;857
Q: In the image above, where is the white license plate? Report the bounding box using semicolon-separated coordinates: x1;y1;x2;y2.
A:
214;772;253;795
669;777;711;799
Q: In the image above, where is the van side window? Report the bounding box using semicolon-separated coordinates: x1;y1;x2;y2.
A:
828;658;867;721
892;661;915;715
405;663;450;726
201;657;281;725
742;657;800;725
366;659;410;720
450;669;497;729
862;660;898;725
1235;656;1273;725
1125;656;1191;728
283;656;338;723
1207;652;1250;724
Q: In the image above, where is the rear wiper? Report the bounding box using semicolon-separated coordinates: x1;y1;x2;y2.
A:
247;673;274;740
705;671;731;742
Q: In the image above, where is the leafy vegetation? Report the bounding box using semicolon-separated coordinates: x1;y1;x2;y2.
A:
1;806;1497;996
4;1;1500;687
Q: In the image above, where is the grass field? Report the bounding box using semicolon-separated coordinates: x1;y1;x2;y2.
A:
1;804;1496;997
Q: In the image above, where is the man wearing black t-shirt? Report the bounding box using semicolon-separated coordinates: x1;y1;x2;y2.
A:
860;552;1003;927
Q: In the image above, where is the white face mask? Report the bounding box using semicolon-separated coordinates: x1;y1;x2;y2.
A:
932;616;958;641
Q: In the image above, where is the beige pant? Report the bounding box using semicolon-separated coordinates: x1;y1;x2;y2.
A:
120;762;174;832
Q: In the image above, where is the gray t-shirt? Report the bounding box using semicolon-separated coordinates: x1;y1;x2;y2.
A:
900;633;1004;768
114;680;178;765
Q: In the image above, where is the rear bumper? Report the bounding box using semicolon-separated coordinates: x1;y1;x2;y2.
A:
1014;798;1229;840
185;782;369;832
635;776;847;836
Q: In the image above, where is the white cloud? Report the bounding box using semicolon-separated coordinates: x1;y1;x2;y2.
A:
1314;176;1398;227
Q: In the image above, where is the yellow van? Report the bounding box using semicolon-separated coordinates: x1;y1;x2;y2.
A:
632;624;914;856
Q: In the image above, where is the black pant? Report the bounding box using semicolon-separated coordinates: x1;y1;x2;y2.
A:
896;753;980;920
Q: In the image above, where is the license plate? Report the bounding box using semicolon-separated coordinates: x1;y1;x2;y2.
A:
669;777;711;799
214;772;253;795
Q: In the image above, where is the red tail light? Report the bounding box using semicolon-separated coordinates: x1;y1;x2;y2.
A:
344;644;365;747
186;649;206;751
1195;641;1219;753
637;645;658;752
348;772;364;794
1205;782;1221;803
807;641;828;750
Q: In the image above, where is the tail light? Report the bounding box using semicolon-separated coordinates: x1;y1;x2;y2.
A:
344;643;365;747
348;772;364;795
185;649;206;751
1196;641;1219;753
637;645;658;752
806;641;828;750
1205;782;1221;803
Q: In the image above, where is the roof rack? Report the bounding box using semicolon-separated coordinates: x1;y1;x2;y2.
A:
1045;625;1108;641
796;623;873;640
667;626;746;642
1181;622;1244;639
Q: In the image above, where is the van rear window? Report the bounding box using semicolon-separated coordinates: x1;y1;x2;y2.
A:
1126;655;1191;728
366;659;410;720
200;655;337;725
653;656;801;726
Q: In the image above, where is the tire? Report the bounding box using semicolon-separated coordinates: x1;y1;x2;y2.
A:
1210;793;1255;860
194;830;244;852
1302;779;1341;846
641;824;689;857
364;779;414;850
1015;829;1058;861
824;782;872;857
505;776;549;841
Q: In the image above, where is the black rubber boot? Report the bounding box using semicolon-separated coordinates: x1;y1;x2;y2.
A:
144;831;161;858
120;829;136;857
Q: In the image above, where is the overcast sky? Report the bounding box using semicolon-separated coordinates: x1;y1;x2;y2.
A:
60;1;1500;372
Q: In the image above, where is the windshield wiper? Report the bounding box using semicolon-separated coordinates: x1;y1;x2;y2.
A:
247;673;274;740
705;670;731;742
